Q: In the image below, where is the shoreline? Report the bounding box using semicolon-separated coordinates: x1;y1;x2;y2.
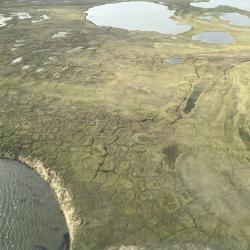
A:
1;152;80;250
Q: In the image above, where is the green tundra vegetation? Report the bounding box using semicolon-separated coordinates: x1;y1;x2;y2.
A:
1;0;250;249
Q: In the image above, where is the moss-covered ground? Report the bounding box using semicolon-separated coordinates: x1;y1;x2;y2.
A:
1;0;250;249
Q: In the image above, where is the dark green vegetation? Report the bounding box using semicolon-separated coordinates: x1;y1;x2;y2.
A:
1;0;250;249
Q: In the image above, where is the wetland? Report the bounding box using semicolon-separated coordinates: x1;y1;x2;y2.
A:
1;0;250;249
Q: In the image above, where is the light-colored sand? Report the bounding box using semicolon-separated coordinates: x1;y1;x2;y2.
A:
52;31;69;38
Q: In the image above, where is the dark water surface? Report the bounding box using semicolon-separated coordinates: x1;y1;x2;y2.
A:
0;159;69;250
184;83;205;113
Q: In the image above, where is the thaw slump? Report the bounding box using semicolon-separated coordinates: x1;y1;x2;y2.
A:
0;159;69;250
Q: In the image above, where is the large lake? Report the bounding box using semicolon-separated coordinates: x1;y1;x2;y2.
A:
85;1;191;34
0;159;69;250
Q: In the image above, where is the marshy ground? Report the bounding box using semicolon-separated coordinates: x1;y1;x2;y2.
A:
1;0;250;249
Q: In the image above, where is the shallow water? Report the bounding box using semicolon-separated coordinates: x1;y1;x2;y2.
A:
0;159;69;250
190;0;250;12
220;13;250;26
164;57;183;64
192;31;236;44
85;1;191;34
183;83;205;113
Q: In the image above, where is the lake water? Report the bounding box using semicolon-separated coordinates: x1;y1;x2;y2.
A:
220;13;250;26
192;32;236;44
85;1;191;34
164;57;183;64
0;159;69;250
190;0;250;12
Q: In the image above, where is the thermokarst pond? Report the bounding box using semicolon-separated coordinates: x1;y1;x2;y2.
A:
2;0;250;249
85;1;191;34
220;13;250;26
164;57;183;64
183;82;206;114
192;31;236;44
0;159;69;250
190;0;250;12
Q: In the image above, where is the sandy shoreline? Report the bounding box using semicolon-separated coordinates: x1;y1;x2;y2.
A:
1;152;80;250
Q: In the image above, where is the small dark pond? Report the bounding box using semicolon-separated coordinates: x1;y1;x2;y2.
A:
183;82;205;114
164;57;183;64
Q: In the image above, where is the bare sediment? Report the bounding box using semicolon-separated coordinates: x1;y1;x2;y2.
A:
1;152;80;250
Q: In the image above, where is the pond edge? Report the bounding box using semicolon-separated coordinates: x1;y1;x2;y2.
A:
1;152;80;250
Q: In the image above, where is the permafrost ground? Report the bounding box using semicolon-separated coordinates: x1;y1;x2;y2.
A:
1;0;250;249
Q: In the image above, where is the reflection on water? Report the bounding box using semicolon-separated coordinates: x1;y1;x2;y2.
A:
192;31;236;44
85;1;191;34
0;159;69;250
191;0;250;12
220;13;250;26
